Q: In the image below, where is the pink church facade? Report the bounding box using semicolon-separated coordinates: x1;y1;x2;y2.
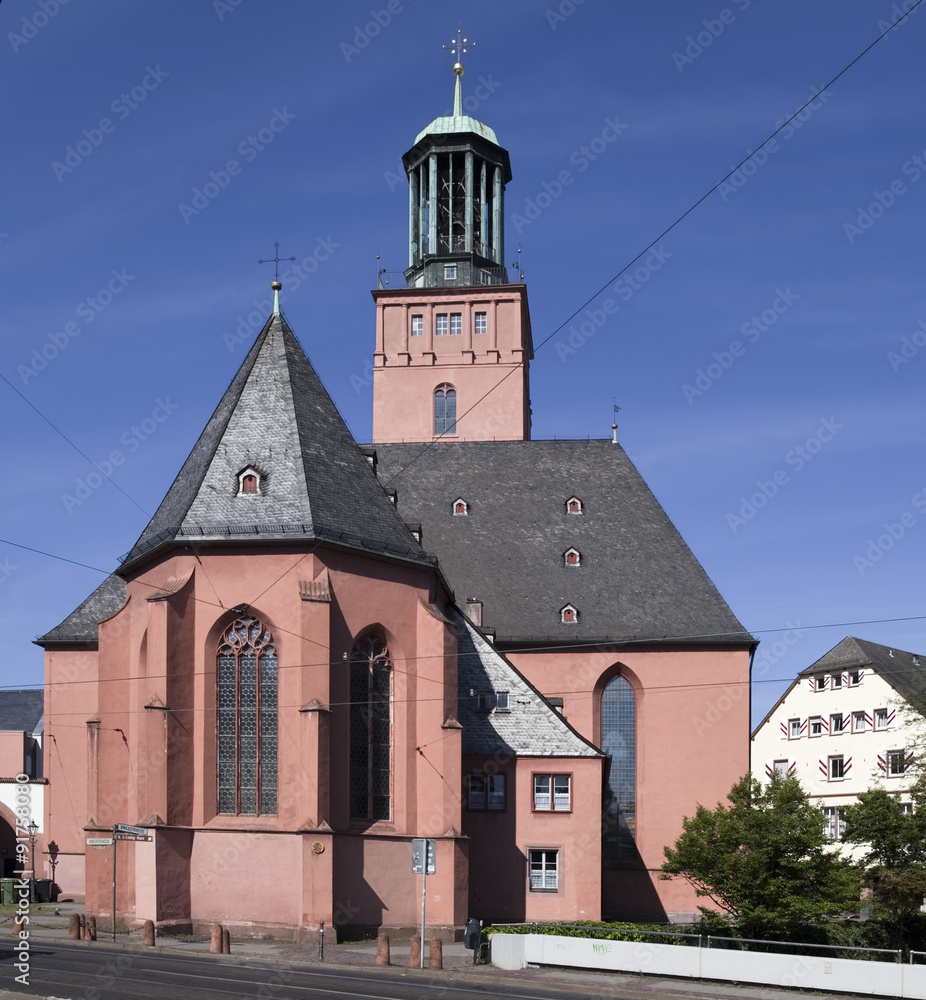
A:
37;60;754;937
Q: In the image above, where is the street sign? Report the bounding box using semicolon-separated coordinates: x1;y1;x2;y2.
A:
113;823;148;836
115;833;153;842
86;838;113;846
411;838;436;875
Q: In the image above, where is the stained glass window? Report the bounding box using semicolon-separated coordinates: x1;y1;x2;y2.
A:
216;615;277;815
349;636;392;821
601;674;636;863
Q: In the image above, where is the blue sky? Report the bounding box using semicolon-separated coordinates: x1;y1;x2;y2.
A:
2;0;924;730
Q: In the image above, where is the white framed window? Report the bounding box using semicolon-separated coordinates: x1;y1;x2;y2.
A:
848;670;862;687
435;313;449;335
773;759;790;777
452;497;468;516
874;708;891;731
901;802;914;816
475;692;491;711
528;849;559;891
852;711;867;733
564;547;581;566
788;718;802;740
560;604;578;624
444;264;457;281
809;717;823;737
565;496;583;514
533;774;571;812
410;314;424;336
887;749;909;777
814;675;827;691
474;311;487;334
831;673;843;690
823;806;845;841
829;755;846;781
495;691;510;712
449;312;462;335
830;713;846;735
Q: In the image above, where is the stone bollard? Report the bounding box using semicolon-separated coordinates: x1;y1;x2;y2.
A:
429;937;443;970
210;923;223;953
143;919;156;947
12;914;24;937
78;913;86;939
222;926;231;954
68;913;81;940
409;935;420;967
376;932;390;965
86;915;97;941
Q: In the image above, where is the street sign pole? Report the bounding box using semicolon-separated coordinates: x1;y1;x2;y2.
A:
420;863;426;969
111;825;117;943
411;838;436;969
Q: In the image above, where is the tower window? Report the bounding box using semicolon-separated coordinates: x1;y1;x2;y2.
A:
410;314;423;337
474;311;487;334
434;384;457;435
444;264;457;281
450;312;462;335
452;497;468;516
216;615;278;816
564;548;581;566
566;496;583;514
560;604;578;624
436;314;449;336
237;467;262;496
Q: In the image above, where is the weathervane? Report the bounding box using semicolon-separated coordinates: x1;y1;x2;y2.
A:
258;242;296;281
444;25;473;74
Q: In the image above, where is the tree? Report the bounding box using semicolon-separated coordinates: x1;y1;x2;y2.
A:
842;772;926;951
661;773;859;940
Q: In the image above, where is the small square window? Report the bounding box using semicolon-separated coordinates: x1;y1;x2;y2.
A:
495;691;510;712
773;759;790;777
450;313;462;335
436;314;449;335
852;711;867;733
788;718;802;739
823;806;845;841
468;773;505;810
809;717;823;737
901;802;914;816
829;755;845;780
814;676;827;691
874;708;890;730
474;311;487;334
831;673;842;689
848;670;862;686
528;849;558;891
830;713;846;735
476;692;491;711
444;265;457;280
533;774;571;812
411;314;424;336
887;750;908;777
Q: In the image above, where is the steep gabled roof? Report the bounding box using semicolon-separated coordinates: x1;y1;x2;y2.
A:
35;573;127;649
122;312;427;569
0;690;44;734
453;609;601;758
375;440;752;647
800;636;926;704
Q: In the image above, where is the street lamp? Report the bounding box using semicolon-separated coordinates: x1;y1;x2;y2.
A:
47;840;59;895
26;820;38;901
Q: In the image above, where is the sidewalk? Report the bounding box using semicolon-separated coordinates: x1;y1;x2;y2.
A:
2;901;886;1000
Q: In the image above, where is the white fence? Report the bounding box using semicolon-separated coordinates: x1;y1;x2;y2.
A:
490;933;926;999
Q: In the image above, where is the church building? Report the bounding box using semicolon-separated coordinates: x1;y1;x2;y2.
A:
36;55;755;938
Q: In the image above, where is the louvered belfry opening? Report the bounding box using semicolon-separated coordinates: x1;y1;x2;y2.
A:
216;615;278;815
349;635;392;822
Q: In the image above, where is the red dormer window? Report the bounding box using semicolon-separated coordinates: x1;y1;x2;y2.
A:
566;496;582;514
237;466;262;496
560;604;578;624
453;498;468;516
564;548;581;566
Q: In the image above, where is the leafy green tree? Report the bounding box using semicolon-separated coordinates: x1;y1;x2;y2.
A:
661;773;859;940
842;773;926;951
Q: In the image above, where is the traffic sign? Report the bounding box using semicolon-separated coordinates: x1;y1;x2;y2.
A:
113;823;148;836
411;838;436;875
86;837;113;846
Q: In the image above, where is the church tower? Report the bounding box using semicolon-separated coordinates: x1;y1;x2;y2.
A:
372;40;533;443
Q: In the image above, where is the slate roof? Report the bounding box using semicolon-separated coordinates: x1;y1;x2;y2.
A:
35;574;127;648
0;690;44;734
374;440;752;647
800;636;926;704
453;609;601;758
122;312;427;569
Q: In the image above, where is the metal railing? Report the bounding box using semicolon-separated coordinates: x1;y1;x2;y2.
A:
377;264;519;290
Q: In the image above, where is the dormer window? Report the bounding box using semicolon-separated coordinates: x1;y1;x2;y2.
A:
452;498;468;516
566;496;582;514
237;467;262;496
564;548;581;566
560;604;578;624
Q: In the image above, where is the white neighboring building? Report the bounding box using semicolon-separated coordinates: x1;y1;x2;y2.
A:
752;637;926;841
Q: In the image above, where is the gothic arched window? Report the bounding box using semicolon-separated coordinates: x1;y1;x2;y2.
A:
434;384;457;435
601;674;636;863
349;635;392;821
216;615;278;815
